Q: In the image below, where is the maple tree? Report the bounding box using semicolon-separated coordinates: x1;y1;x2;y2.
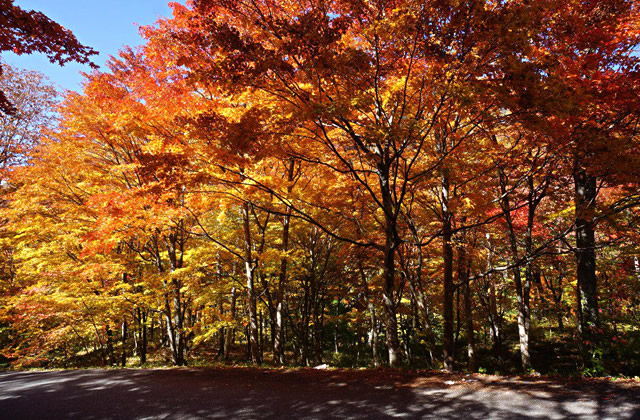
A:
1;0;639;376
0;0;97;114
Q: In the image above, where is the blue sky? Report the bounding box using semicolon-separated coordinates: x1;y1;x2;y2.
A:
3;1;181;92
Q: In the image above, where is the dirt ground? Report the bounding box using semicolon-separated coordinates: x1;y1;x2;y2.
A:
1;367;639;419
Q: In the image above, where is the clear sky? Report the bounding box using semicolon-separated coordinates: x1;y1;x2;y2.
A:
3;0;181;92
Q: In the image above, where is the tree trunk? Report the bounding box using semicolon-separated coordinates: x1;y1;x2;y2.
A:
105;324;115;366
403;222;436;365
260;310;266;360
120;318;127;367
273;159;295;365
489;275;501;353
242;201;261;365
382;233;401;367
139;310;147;364
499;170;531;371
359;262;380;367
164;293;182;366
442;175;455;372
513;268;531;371
377;162;402;367
574;168;599;338
523;174;545;370
167;280;186;366
218;302;225;357
162;282;186;366
157;232;188;367
460;247;475;371
224;286;236;360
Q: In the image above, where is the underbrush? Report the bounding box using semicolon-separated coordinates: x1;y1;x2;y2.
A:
3;328;640;379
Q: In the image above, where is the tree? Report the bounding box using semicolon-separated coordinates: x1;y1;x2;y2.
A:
0;0;96;114
0;62;57;180
0;63;58;365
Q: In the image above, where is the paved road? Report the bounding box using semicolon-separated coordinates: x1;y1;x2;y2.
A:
0;368;639;419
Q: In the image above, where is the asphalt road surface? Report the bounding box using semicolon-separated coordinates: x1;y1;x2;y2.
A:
1;368;639;419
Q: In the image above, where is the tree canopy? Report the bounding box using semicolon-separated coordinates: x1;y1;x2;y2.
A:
1;0;639;376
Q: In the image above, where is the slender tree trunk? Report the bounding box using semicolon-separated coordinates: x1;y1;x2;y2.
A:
162;284;186;366
139;310;147;364
150;315;155;346
133;315;139;357
455;283;461;346
403;223;436;365
120;318;127;367
244;263;260;364
158;233;188;366
368;303;379;367
218;295;225;357
499;170;531;371
224;287;236;360
242;202;261;365
164;295;179;365
312;274;323;364
574;168;599;338
513;269;531;371
334;302;339;355
105;324;115;366
245;325;251;360
459;247;475;371
557;307;564;331
523;174;545;370
359;262;380;367
316;299;325;363
120;273;129;367
442;174;455;371
489;275;501;353
171;281;186;365
274;161;294;365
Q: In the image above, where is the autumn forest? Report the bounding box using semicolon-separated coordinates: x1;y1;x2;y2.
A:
1;0;640;378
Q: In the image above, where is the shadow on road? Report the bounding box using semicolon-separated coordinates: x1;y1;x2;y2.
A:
1;368;638;419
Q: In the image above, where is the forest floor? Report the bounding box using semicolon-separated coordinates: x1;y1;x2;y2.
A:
0;367;639;419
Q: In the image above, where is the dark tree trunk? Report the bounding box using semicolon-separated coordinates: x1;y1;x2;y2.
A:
224;287;236;360
499;170;531;371
382;234;401;367
105;324;115;366
442;174;455;371
274;159;295;365
120;318;127;367
139;310;147;364
218;293;225;357
259;310;264;360
404;219;436;365
378;164;402;367
149;314;155;346
574;168;599;338
455;282;461;347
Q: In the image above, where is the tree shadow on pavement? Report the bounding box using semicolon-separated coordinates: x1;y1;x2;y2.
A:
1;368;638;419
